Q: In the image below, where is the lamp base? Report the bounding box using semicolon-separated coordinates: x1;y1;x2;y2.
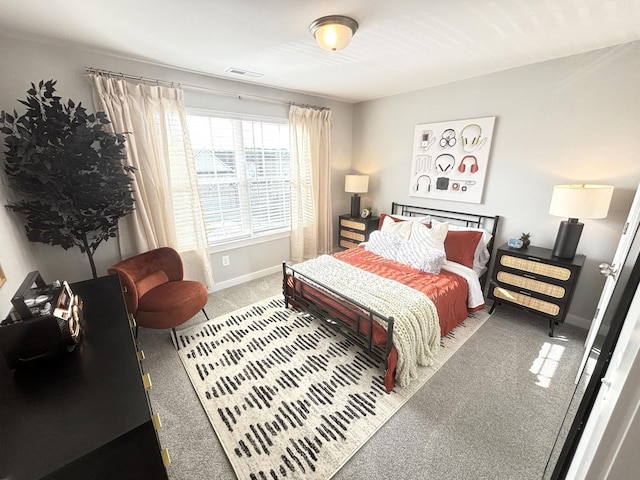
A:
350;194;361;218
552;220;584;259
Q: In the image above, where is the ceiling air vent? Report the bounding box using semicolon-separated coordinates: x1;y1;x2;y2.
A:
226;68;263;78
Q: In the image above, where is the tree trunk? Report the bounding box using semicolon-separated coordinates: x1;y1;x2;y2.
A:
80;231;98;279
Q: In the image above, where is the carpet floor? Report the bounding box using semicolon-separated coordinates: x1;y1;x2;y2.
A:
175;295;491;480
140;272;587;480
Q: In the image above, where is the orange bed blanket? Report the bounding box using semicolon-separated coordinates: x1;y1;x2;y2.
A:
284;246;482;391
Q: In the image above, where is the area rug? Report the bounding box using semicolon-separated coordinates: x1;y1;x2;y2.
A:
175;296;490;480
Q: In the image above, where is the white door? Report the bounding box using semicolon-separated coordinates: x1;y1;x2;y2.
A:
575;181;640;383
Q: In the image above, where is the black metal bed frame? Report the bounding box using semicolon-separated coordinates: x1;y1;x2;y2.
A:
282;202;501;369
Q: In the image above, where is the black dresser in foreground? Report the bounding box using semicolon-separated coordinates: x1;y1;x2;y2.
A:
488;243;585;336
0;274;169;480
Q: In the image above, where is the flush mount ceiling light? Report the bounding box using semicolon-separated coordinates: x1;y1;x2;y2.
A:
309;15;358;51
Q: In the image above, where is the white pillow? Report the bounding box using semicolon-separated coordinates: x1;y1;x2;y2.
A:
410;221;449;252
396;241;446;274
432;219;492;271
367;230;445;274
365;230;401;260
385;214;431;224
380;215;412;240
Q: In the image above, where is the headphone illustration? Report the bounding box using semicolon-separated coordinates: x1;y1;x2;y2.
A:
439;129;456;148
458;155;479;173
435;153;455;173
415;174;432;193
460;123;487;152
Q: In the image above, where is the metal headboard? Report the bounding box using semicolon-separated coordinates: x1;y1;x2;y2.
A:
390;202;501;261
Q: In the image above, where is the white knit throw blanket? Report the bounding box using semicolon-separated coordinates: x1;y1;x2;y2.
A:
292;255;440;387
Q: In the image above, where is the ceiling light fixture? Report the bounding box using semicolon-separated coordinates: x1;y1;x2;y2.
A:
309;15;358;51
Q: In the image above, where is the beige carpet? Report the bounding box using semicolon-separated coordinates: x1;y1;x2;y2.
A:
175;295;490;480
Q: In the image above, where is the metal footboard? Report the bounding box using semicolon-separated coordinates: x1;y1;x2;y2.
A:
282;262;395;369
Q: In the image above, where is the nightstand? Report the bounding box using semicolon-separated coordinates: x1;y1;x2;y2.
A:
338;214;379;249
488;243;585;336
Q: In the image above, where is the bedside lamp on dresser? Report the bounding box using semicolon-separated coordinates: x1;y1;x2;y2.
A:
345;174;369;218
549;184;614;259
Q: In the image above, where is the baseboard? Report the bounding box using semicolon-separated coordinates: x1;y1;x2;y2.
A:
211;265;282;293
565;313;592;331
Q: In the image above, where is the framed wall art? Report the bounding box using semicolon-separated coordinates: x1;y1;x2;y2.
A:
409;116;496;204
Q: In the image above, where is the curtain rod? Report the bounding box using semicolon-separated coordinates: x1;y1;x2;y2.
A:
85;67;328;111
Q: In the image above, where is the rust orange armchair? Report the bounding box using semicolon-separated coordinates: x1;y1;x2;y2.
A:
108;247;209;343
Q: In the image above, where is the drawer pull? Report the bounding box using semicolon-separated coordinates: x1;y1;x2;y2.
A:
152;413;162;430
142;373;152;390
519;290;531;296
526;257;541;262
523;274;536;279
161;448;171;466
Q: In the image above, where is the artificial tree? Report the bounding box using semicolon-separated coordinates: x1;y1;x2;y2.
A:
0;80;136;278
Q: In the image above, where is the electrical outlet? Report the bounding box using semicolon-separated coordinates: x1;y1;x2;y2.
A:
221;255;230;267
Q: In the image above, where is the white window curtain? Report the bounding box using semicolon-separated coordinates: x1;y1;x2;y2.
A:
89;74;214;288
288;105;333;261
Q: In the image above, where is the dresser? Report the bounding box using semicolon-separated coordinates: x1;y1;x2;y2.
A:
0;274;169;480
488;243;585;336
338;214;379;249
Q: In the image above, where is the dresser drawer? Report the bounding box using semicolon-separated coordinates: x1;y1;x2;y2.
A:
340;229;367;242
498;254;572;281
495;271;567;300
491;285;563;319
340;218;367;231
340;238;360;249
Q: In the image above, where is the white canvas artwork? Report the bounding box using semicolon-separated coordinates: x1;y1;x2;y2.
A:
409;116;496;204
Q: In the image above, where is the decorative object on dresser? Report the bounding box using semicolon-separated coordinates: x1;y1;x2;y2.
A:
549;184;614;259
0;275;169;479
108;247;209;345
0;271;81;369
344;174;369;218
175;294;490;480
488;243;585;336
339;213;379;249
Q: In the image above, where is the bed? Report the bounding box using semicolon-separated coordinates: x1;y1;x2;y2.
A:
282;202;500;392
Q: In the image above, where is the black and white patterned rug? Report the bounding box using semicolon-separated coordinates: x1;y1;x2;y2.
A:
176;295;490;480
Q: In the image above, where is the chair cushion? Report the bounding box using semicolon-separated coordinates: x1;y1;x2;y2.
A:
136;280;208;329
136;270;170;298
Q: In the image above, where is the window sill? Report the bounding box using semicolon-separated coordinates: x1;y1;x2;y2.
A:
208;229;290;254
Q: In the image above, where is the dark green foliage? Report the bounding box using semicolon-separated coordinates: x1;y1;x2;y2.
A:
0;80;136;278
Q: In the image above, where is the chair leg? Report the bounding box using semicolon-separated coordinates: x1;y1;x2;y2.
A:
202;308;210;320
171;327;179;350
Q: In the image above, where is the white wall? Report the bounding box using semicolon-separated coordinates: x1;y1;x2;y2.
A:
352;41;640;327
0;34;354;311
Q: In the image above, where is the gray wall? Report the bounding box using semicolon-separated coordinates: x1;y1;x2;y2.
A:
0;34;354;311
1;33;639;328
352;41;640;327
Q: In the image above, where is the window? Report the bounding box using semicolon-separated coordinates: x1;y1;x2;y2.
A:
187;113;290;245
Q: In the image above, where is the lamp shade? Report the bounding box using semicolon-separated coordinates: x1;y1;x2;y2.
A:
549;184;614;220
345;175;369;193
310;15;358;51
